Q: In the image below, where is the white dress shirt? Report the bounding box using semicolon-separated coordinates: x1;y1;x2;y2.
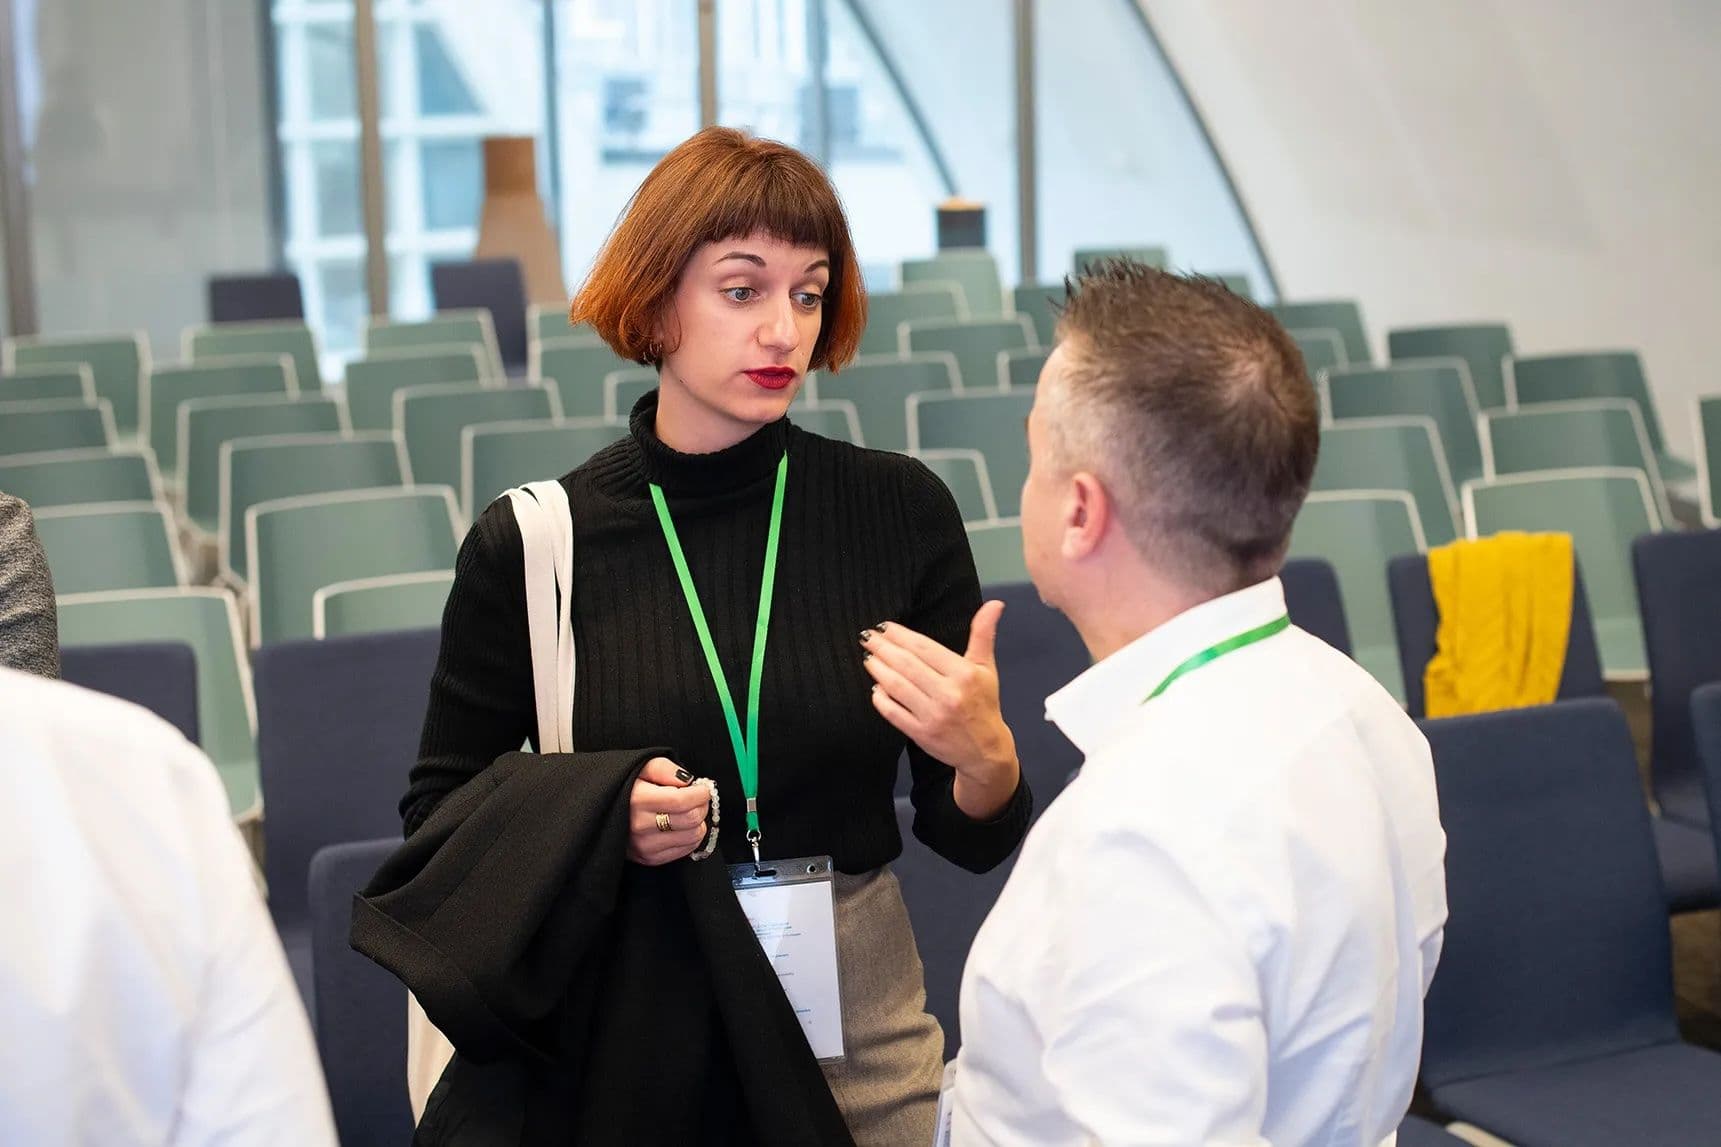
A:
0;667;337;1146
953;578;1447;1146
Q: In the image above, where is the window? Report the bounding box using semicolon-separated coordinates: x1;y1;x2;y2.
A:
549;0;701;283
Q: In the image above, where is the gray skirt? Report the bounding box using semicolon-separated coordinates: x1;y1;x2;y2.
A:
819;866;945;1146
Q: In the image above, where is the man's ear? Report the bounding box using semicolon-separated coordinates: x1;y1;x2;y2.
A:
1064;471;1110;561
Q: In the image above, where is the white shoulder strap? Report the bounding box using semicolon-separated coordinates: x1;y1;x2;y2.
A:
500;481;575;753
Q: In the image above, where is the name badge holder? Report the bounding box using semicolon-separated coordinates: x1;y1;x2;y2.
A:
729;854;846;1062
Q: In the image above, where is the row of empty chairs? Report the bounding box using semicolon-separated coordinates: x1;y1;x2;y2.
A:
1279;523;1721;910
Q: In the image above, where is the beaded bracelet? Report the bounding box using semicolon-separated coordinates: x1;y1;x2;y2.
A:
688;778;721;862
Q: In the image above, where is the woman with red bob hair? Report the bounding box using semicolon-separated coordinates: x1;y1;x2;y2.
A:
402;127;1030;1142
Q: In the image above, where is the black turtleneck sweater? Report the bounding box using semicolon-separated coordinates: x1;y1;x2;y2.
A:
403;391;1031;874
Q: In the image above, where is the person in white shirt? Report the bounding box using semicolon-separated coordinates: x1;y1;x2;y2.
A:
0;666;338;1146
863;263;1447;1145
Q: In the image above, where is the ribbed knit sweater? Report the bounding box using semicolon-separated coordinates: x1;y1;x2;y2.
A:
404;391;1031;874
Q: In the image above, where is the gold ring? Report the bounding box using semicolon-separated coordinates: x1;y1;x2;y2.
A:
655;812;673;833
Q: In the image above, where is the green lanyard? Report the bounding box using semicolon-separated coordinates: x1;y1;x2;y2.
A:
649;453;788;862
1141;615;1290;704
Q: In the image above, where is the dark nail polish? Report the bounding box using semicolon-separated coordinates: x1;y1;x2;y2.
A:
674;767;694;784
875;621;889;631
859;629;873;643
862;650;871;662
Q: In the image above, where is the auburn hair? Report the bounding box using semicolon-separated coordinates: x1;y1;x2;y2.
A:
570;127;867;372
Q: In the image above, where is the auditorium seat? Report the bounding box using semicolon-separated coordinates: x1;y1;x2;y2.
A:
180;393;346;539
206;271;305;324
912;448;998;525
1313;417;1460;546
860;283;966;356
3;332;147;437
1388;323;1514;412
813;353;956;453
60;641;199;745
247;486;462;646
35;501;185;593
901;251;1005;318
343;346;489;432
364;309;503;379
1326;362;1484;488
394;380;560;494
1269;300;1369;365
186;320;322;394
257;627;441;1011
1288;491;1424;701
0;398;116;457
0;447;161;509
431;257;530;374
0;363;93;403
908;389;1034;516
313;570;455;639
1418;700;1721;1145
1507;351;1693;484
902;316;1037;394
310;838;413;1145
1463;468;1660;677
1280;557;1352;656
58;587;258;819
1480;399;1670;523
221;432;407;586
143;357;295;483
462;418;627;516
531;336;634;420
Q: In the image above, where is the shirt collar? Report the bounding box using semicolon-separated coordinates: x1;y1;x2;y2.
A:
1045;577;1289;756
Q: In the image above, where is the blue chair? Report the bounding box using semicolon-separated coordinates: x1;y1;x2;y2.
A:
432;257;529;374
1280;557;1352;656
892;796;1020;1056
1633;529;1721;829
208;272;305;323
1418;700;1721;1145
310;838;413;1146
59;641;199;745
1393;551;1711;910
1386;553;1606;721
255;628;441;1010
1693;683;1721;851
988;581;1091;815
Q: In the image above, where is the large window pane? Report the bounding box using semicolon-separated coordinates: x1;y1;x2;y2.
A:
306;20;359;122
275;2;365;359
14;0;274;348
549;0;701;288
716;0;950;289
1035;2;1272;297
313;141;363;238
378;0;550;321
420;139;483;230
317;257;367;353
838;0;1017;285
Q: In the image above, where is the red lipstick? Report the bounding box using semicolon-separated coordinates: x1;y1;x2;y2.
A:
745;367;797;390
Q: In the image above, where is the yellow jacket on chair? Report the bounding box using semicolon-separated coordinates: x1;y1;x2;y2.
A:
1423;532;1574;718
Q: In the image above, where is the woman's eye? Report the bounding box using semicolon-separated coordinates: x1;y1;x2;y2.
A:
723;286;757;303
793;291;824;308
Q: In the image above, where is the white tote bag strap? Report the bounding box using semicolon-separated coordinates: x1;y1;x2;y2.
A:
502;480;576;753
409;480;577;1124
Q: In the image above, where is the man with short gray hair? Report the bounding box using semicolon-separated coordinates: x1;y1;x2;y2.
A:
946;264;1448;1145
